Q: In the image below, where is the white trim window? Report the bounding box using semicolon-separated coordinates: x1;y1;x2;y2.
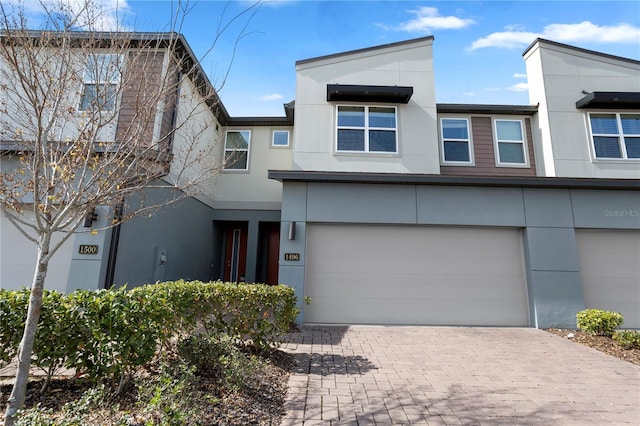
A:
588;113;640;159
224;130;251;170
441;118;473;164
493;119;528;166
79;54;122;111
336;105;397;153
272;130;290;147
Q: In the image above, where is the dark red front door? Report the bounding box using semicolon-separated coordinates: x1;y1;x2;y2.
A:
265;223;280;285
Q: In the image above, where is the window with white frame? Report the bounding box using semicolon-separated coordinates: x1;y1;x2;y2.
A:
224;130;251;170
272;130;290;147
589;113;640;159
493;119;527;166
79;54;122;111
336;105;397;153
441;118;472;164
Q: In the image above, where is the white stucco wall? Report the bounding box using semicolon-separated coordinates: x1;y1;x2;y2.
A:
293;37;440;174
0;211;73;292
210;125;292;209
0;50;119;144
168;73;222;201
525;40;640;178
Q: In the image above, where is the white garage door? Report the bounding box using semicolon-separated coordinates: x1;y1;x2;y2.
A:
576;230;640;329
305;225;529;326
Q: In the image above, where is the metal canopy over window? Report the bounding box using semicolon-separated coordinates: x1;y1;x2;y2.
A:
327;84;413;104
576;92;640;109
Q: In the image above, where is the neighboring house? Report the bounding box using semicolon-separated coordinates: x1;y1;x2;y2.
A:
1;33;638;329
272;37;639;330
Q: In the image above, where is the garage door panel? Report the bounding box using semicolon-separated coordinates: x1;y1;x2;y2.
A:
305;224;528;326
305;296;528;326
308;248;524;276
577;230;640;329
307;272;525;300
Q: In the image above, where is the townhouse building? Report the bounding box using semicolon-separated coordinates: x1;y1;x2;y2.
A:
1;34;638;329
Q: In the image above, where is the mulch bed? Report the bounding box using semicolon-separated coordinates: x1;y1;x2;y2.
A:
1;350;294;425
546;328;640;366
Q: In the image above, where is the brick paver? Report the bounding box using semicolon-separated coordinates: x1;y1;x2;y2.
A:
280;326;640;425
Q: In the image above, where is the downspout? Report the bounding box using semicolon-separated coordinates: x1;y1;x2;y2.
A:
104;199;124;289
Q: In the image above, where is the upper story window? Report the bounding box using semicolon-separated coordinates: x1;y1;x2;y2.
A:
493;119;528;166
441;118;472;164
272;130;290;147
79;54;122;111
336;105;397;153
224;130;251;170
589;113;640;159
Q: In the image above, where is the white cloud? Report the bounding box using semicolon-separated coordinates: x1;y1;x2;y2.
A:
469;21;640;50
258;93;284;101
543;21;640;43
508;82;529;92
462;91;475;97
513;73;527;79
470;30;540;50
5;0;132;31
394;6;475;33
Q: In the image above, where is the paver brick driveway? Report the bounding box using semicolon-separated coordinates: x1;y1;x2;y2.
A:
280;326;640;425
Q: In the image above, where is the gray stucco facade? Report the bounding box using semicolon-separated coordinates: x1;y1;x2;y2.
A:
273;172;640;328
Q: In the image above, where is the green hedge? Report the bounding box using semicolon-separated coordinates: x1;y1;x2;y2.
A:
0;281;298;386
613;330;640;349
576;308;624;336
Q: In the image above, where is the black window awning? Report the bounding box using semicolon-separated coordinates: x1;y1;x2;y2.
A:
327;84;413;104
576;92;640;109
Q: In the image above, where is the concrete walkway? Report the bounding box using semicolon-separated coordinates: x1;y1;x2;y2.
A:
280;326;640;425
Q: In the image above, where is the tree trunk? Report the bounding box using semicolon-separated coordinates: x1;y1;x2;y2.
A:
3;236;50;426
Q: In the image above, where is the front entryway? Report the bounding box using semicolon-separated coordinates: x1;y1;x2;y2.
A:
215;220;281;285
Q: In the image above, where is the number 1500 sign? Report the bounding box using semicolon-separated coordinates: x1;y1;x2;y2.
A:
79;245;99;255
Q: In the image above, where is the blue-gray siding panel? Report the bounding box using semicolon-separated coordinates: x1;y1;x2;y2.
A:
572;189;640;229
523;188;575;228
416;186;525;226
307;183;417;223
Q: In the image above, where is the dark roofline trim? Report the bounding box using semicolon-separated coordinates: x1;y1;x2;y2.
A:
226;117;293;127
523;38;640;66
296;36;434;66
437;104;538;115
268;170;640;190
575;92;640;110
327;84;413;104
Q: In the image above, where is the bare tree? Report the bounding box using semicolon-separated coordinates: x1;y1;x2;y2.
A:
0;1;260;423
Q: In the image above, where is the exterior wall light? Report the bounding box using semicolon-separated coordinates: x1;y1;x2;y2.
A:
288;221;296;240
83;207;98;228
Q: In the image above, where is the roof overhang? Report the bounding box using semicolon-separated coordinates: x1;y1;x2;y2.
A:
576;92;640;109
268;170;640;190
327;84;413;104
437;103;538;115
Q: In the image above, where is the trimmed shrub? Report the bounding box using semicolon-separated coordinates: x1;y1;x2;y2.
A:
613;330;640;349
135;280;299;350
576;309;624;336
0;289;29;369
0;280;299;387
66;288;161;388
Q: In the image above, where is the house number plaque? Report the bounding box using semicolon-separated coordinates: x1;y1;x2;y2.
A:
284;253;300;261
78;244;99;255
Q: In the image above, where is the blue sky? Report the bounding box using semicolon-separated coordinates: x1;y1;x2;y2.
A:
13;1;640;116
